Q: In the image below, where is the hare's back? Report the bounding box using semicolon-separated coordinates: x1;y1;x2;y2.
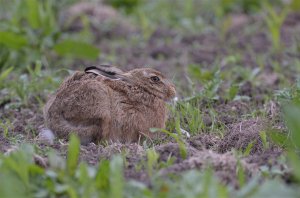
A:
46;78;111;125
61;79;110;117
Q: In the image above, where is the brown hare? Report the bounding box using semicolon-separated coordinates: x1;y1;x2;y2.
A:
43;65;176;144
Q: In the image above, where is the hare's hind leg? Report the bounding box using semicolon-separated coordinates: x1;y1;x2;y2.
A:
75;128;94;145
98;117;113;141
62;125;99;145
47;117;99;145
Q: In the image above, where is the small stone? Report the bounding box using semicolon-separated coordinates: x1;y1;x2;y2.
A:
180;128;191;138
37;128;55;145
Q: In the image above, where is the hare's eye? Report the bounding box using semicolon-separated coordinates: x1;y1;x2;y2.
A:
150;76;160;82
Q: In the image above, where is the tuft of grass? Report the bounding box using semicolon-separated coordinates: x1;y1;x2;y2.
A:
150;127;187;159
174;101;204;135
5;62;62;106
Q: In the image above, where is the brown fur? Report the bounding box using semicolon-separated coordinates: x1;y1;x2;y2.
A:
43;67;176;144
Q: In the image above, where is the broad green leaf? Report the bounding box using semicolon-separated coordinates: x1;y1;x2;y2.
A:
53;39;100;60
235;177;259;198
67;134;80;176
288;151;300;181
0;31;28;49
283;104;300;148
250;180;299;198
0;173;29;198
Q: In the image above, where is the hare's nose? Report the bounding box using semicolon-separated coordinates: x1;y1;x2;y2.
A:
170;85;176;95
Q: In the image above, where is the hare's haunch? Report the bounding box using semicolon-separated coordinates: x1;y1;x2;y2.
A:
43;65;176;144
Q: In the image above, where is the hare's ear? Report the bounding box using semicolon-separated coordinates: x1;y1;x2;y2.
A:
85;65;122;80
98;64;124;74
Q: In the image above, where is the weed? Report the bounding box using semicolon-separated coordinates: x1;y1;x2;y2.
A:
0;67;13;89
175;101;204;135
0;0;99;70
259;131;270;150
236;160;246;187
264;3;288;52
7;62;61;106
150;127;187;159
146;148;159;177
0;119;12;138
243;140;255;156
275;77;300;104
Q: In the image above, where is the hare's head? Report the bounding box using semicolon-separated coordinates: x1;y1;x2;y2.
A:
124;68;176;101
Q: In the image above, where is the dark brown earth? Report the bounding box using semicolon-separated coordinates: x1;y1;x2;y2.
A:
0;107;287;188
1;2;300;188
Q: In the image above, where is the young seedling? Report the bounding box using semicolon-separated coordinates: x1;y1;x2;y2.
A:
146;149;159;177
264;3;288;52
150;127;187;159
259;131;270;150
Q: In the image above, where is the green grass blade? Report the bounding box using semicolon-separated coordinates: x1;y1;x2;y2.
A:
67;134;80;176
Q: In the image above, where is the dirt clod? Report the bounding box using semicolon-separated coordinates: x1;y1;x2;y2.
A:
159;150;257;188
218;118;267;154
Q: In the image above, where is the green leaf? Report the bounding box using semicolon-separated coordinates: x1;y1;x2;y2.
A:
188;64;202;80
110;155;124;198
0;172;29;198
146;149;159;177
53;39;100;60
268;130;289;147
283;104;300;148
150;127;187;159
290;0;300;11
288;151;300;181
0;67;13;84
228;84;239;100
0;31;28;49
235;177;259;197
95;160;110;190
26;0;40;28
259;131;269;149
237;160;245;187
243;140;255;156
250;180;299;198
67;134;80;176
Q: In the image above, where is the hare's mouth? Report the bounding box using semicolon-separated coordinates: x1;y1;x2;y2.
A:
165;96;178;103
